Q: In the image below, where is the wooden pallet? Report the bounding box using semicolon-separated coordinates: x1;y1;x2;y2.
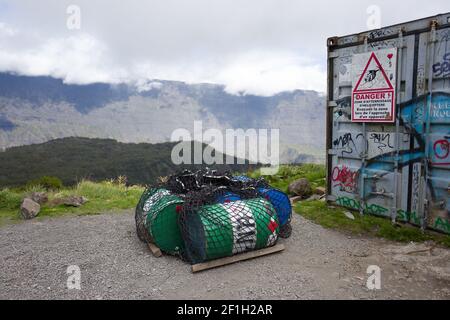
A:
147;242;162;257
147;243;285;272
192;244;285;273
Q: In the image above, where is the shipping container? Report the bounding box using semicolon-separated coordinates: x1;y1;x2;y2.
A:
326;13;450;234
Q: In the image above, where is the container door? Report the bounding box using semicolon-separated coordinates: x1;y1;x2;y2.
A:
413;26;450;234
328;32;416;222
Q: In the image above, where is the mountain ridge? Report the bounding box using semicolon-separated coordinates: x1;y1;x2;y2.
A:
0;137;259;187
0;72;326;163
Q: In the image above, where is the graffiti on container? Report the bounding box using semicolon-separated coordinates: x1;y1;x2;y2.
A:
429;95;450;166
367;29;395;49
337;197;421;223
333;133;362;155
369;133;393;151
334;97;352;120
435;31;450;78
336;197;388;216
338;61;351;83
411;163;421;215
431;96;450;119
397;210;420;225
368;29;394;40
416;66;426;95
337;196;448;232
433;140;450;159
332;166;359;193
413;102;425;125
334;94;450;169
367;132;396;158
332;91;450;233
384;94;450;231
434;217;450;233
432;53;450;78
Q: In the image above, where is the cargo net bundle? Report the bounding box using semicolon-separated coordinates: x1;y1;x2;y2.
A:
135;169;292;264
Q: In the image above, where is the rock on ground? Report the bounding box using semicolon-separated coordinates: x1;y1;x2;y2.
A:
288;179;312;198
31;192;48;205
49;196;88;207
0;211;449;300
19;198;40;220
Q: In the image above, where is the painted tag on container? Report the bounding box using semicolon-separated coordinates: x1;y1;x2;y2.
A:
351;48;397;123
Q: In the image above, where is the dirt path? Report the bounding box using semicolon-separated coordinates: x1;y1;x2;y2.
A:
0;210;449;300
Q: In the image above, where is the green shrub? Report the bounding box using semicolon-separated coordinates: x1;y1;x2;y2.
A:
0;189;23;210
27;176;63;191
295;200;450;248
247;164;326;193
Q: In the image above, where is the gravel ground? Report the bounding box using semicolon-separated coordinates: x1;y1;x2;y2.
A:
1;210;449;300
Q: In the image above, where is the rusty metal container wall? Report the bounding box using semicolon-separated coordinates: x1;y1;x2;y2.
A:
326;13;450;234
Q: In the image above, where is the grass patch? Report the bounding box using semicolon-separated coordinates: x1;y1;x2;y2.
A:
247;164;326;194
295;200;450;248
0;179;145;226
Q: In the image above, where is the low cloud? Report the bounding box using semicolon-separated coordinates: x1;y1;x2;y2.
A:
215;51;326;95
0;0;447;95
0;26;326;95
0;29;126;84
0;22;16;37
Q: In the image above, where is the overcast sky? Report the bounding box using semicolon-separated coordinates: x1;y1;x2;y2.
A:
0;0;448;95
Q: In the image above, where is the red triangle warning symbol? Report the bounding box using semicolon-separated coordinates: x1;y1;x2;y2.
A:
354;52;394;92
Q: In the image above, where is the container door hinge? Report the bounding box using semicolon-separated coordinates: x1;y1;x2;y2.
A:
328;149;338;155
328;101;337;108
328;51;339;59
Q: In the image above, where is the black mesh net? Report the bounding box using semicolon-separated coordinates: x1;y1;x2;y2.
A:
135;169;292;264
135;187;185;256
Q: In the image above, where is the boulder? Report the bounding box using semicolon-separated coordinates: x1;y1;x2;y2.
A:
20;198;41;219
31;192;48;205
288;178;312;198
49;196;88;207
62;196;88;207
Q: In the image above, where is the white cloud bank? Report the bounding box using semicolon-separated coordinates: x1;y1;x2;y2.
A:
0;31;126;84
0;25;326;95
0;0;448;95
215;51;326;95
